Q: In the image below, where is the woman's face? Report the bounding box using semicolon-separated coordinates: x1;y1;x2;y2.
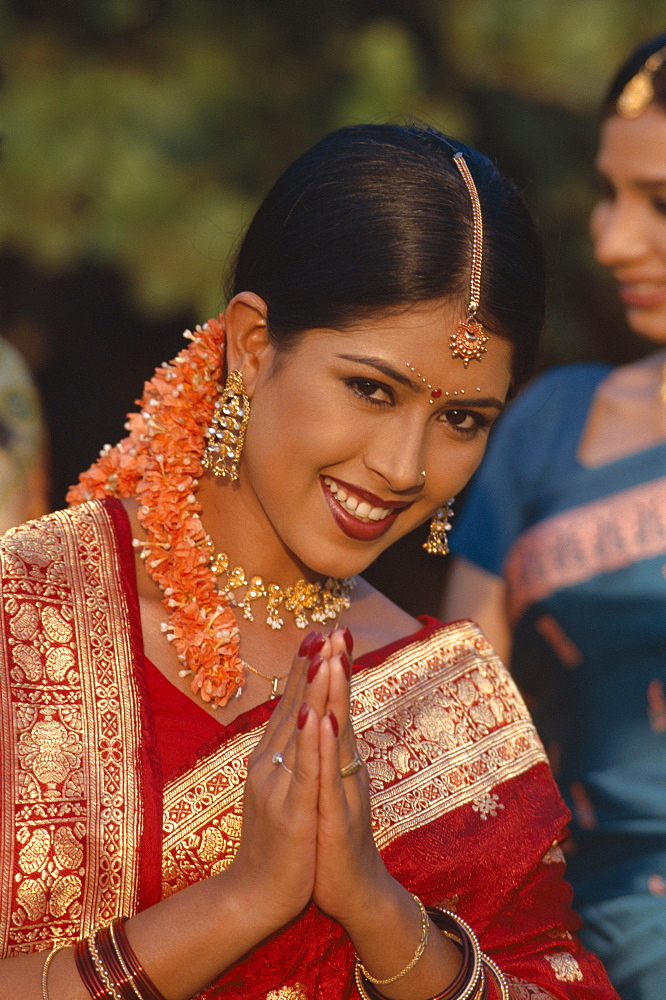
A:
239;298;513;581
590;104;666;344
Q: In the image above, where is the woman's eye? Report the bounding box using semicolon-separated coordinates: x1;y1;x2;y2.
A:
443;409;487;434
347;378;393;404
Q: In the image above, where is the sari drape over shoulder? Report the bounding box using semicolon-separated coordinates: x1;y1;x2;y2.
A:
0;499;617;999
451;364;666;996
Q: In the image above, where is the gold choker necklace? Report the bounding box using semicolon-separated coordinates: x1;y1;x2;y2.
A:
210;550;355;630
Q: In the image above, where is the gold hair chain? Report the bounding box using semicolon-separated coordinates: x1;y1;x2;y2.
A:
450;152;489;366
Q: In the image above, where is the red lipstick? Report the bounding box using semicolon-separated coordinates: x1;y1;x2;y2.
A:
319;477;407;542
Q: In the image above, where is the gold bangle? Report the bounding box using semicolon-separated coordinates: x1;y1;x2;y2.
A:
42;945;67;1000
356;894;429;985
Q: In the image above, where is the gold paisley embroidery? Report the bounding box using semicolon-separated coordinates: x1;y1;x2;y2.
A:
45;646;76;682
199;827;227;865
41;605;73;644
265;985;307;1000
13;643;42;681
16;878;47;922
54;825;84;869
18;828;50;874
544;952;583;982
7;599;39;640
50;874;82;918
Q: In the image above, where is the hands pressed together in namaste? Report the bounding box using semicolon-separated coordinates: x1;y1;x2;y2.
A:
229;626;392;935
226;628;466;1000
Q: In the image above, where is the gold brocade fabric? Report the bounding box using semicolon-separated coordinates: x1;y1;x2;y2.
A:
0;503;144;955
163;621;547;894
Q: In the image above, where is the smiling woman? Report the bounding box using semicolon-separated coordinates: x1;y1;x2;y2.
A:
0;125;616;1000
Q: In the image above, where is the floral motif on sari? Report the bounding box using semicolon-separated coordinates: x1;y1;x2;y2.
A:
0;503;144;954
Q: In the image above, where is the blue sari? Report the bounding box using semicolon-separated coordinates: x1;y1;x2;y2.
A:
451;364;666;1000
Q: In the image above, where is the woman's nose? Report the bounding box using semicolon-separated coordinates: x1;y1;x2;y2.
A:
591;196;649;269
364;421;426;495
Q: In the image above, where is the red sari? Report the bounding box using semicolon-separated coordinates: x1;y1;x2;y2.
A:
0;499;616;999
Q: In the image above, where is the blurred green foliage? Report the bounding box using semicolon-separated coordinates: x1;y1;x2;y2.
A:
0;0;664;354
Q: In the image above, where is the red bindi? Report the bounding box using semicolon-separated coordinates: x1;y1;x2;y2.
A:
430;388;442;399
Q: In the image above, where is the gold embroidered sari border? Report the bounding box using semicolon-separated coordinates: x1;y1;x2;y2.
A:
163;728;261;849
61;504;145;927
159;620;547;885
0;503;145;952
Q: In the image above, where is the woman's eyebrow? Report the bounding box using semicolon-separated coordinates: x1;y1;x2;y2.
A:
336;354;420;389
337;353;506;409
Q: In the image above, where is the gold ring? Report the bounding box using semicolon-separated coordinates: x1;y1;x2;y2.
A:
272;751;293;775
340;754;363;778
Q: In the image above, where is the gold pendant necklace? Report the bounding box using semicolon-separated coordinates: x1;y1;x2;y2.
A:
210;550;355;630
242;661;283;698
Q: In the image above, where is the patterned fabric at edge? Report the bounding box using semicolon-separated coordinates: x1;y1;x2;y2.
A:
450;363;666;999
0;497;617;999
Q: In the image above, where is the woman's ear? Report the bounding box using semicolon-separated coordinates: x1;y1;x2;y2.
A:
224;292;273;394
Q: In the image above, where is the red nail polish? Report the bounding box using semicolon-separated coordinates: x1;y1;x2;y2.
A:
298;703;309;729
307;654;322;683
340;653;352;680
342;626;354;654
328;711;339;737
298;631;316;657
309;632;325;656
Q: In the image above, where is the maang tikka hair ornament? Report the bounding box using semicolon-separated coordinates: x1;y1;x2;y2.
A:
203;370;250;480
423;498;455;556
450;152;489;367
617;44;666;119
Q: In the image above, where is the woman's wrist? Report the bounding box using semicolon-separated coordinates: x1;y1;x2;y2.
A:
343;882;460;994
218;856;309;941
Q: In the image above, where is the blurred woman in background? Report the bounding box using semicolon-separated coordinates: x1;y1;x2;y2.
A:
442;33;666;1000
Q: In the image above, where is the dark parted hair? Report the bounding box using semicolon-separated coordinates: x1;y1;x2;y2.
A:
228;123;545;391
602;31;666;117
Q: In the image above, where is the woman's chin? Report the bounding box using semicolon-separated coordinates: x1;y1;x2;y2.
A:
623;307;666;346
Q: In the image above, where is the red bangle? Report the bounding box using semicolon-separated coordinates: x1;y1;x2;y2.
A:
109;919;168;1000
95;925;142;1000
74;938;113;1000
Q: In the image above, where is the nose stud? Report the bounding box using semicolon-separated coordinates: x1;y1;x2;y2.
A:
420;470;426;480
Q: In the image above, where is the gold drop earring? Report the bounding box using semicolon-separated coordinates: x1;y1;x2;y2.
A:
203;370;250;480
423;499;455;556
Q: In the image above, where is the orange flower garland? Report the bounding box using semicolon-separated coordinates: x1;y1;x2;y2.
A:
67;318;246;707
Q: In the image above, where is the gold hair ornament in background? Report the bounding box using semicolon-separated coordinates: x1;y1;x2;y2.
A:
616;45;666;119
203;370;249;480
450;152;489;367
423;499;455;556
